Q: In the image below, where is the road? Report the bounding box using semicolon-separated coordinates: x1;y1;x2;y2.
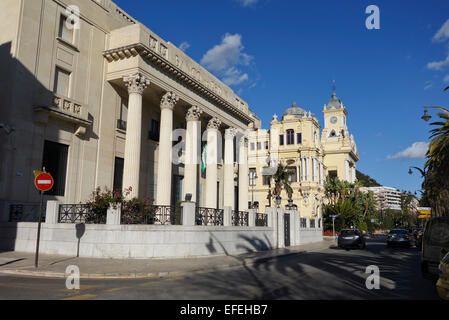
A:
0;237;440;300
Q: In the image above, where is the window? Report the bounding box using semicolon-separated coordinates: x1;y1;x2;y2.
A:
286;130;295;145
42;140;69;197
257;142;262;150
58;15;74;43
263;175;271;186
329;170;338;179
329;130;337;138
250;143;255;151
54;67;71;97
297;133;302;144
249;168;257;186
280;135;284;146
149;119;160;141
287;167;297;183
113;157;124;192
264;141;269;150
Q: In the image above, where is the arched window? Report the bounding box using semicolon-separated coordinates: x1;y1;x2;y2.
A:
286;129;295;145
329;130;337;138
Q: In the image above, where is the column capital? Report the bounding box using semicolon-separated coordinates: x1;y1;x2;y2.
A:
160;91;179;111
238;136;248;148
123;73;150;95
225;127;238;140
207;117;222;130
186;105;203;121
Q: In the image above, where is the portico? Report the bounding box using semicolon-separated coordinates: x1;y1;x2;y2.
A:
103;23;254;210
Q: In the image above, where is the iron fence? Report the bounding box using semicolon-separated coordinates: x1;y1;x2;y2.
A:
255;213;268;227
9;204;46;222
121;205;179;225
232;211;249;227
58;204;106;224
195;207;224;226
300;218;307;229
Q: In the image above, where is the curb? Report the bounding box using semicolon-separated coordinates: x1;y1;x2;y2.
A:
0;243;330;280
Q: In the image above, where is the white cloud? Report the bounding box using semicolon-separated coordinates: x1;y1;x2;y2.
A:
236;0;259;7
201;33;254;87
387;142;429;160
222;67;249;86
201;33;252;72
179;41;190;52
427;53;449;70
444;74;449;83
433;19;449;43
424;81;433;90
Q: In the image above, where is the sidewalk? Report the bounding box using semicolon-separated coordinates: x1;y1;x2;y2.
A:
0;240;332;279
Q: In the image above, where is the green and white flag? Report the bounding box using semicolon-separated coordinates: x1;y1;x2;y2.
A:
201;143;207;174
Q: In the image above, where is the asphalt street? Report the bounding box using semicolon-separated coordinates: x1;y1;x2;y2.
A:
0;237;440;300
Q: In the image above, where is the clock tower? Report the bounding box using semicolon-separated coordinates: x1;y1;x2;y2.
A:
321;84;359;182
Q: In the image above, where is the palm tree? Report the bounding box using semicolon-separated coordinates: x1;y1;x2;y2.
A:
423;87;449;216
269;163;294;201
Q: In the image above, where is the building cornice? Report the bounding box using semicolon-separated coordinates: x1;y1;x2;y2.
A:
103;43;253;124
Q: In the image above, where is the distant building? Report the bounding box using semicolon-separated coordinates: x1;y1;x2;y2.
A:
360;186;402;211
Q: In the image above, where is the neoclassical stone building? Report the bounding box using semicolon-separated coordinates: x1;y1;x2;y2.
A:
0;0;259;216
247;90;359;217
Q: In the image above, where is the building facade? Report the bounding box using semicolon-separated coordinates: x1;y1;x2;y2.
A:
0;0;259;217
360;186;402;211
248;91;359;218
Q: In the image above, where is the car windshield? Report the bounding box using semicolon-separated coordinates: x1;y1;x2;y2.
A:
341;230;356;236
427;220;449;247
389;230;407;235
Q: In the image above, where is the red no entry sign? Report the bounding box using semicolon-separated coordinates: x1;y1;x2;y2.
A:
34;172;54;192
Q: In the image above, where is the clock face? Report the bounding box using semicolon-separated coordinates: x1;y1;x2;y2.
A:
330;116;338;124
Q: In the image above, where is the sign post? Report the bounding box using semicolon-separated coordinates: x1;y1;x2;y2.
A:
33;168;54;268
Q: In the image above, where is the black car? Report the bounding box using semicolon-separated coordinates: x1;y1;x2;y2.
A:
338;229;366;250
421;217;449;280
386;229;415;248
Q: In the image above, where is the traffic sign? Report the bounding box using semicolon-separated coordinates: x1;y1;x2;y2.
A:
417;207;432;215
34;172;54;192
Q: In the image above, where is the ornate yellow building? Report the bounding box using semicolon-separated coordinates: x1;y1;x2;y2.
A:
248;89;359;219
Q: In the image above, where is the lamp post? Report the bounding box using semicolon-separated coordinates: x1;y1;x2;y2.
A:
249;171;258;209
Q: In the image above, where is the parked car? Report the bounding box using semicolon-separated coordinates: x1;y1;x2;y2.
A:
421;217;449;280
338;229;366;250
386;229;415;248
437;252;449;300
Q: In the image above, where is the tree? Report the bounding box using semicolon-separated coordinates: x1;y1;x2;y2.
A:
422;88;449;217
268;163;294;201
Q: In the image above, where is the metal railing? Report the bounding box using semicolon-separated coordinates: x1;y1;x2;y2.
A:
121;205;178;225
232;211;249;227
58;204;106;224
9;204;46;222
310;219;316;228
300;218;307;229
255;213;268;227
195;207;224;226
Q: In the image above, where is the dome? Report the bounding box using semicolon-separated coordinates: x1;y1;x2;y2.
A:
328;92;342;109
283;102;306;119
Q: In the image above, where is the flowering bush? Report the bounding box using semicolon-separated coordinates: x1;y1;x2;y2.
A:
84;186;156;224
323;230;335;237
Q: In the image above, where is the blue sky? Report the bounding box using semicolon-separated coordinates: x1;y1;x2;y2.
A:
114;0;449;194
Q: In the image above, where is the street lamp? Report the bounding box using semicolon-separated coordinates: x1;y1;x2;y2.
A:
249;171;258;209
421;109;432;122
408;167;426;178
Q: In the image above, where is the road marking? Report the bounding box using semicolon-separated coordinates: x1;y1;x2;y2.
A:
103;286;133;293
58;285;99;292
166;277;183;281
138;281;161;287
62;294;97;300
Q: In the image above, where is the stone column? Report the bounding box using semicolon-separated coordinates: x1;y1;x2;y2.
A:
183;106;203;203
238;137;249;211
205;117;222;208
122;73;150;199
223;128;237;209
156;92;179;206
